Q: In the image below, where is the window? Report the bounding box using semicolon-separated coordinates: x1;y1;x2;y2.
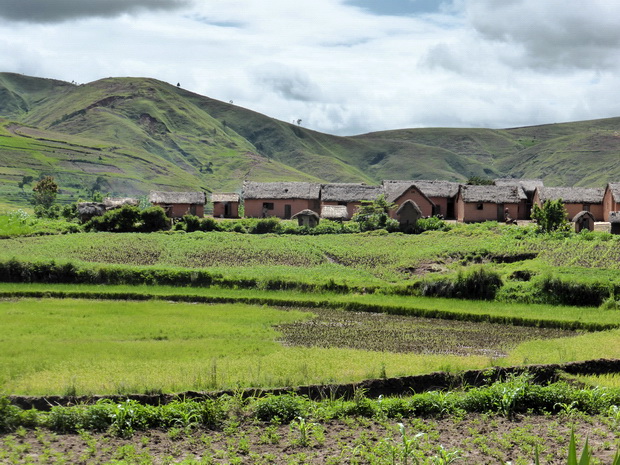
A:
583;204;590;212
476;203;483;210
263;202;274;210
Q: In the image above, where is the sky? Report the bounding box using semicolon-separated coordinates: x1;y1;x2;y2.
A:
1;0;620;136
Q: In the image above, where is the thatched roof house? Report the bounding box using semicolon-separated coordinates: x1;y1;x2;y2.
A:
533;187;604;221
381;181;435;218
242;182;321;219
149;191;206;218
603;183;620;222
211;193;240;218
320;183;382;219
291;209;320;227
456;185;526;222
320;205;349;222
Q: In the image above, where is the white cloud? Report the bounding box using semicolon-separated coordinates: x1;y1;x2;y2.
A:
1;0;620;135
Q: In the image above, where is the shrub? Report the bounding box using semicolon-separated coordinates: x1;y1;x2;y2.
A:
421;267;503;300
531;199;569;233
85;205;141;232
180;214;201;232
140;206;170;232
249;217;281;234
540;276;610;307
200;217;220;232
415;217;451;233
254;394;307;422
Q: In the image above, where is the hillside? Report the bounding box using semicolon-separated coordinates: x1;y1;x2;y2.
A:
1;72;620;207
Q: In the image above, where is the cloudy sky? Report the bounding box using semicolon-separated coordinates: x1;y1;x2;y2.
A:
1;0;620;135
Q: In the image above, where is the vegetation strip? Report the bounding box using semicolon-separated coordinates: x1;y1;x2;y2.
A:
8;359;620;410
1;289;616;331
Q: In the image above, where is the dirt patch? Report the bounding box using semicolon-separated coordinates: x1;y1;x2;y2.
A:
2;414;617;464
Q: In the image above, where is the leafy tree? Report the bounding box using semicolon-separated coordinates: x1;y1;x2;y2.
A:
31;176;59;217
352;194;399;232
531;199;569;233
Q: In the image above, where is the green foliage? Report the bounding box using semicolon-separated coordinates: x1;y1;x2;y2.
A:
352;195;399;232
420;267;503;300
140;206;170;232
31;176;58;215
254;395;307;423
531;199;570;233
415;217;452;233
466;176;494;185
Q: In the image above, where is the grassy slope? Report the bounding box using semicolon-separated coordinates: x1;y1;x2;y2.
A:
2;72;620;209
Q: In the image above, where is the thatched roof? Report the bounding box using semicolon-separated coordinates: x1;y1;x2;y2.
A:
412;180;460;198
396;199;422;215
610;211;620;224
381;180;434;204
103;197;139;209
458;185;526;203
211;193;240;203
605;183;620;203
321;183;382;202
242;182;320;200
572;210;595;223
494;178;544;194
321;205;349;220
535;187;604;204
291;209;320;220
149;191;206;204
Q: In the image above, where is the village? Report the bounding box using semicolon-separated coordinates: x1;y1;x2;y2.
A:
108;179;620;233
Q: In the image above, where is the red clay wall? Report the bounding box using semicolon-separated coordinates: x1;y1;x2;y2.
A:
603;190;619;221
244;199;320;219
213;202;239;218
390;188;434;218
154;203;204;218
457;202;519;223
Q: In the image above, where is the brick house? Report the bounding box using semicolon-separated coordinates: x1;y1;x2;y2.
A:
456;185;525;222
149;191;206;218
532;187;604;221
382;181;436;218
320;183;382;219
242;181;321;219
211;193;240;218
602;183;620;222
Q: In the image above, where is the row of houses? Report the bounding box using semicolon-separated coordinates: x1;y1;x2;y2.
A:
143;180;620;226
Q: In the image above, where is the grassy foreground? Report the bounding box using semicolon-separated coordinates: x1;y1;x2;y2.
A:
1;295;619;396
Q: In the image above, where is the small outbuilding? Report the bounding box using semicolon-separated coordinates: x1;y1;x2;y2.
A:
610;212;620;235
149;191;206;218
320;205;349;222
396;199;422;231
211;193;240;218
291;209;320;227
572;210;595;233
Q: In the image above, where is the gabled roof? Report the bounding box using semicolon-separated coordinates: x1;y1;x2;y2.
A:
321;205;349;220
211;193;240;203
321;183;382;202
535;187;604;204
605;183;620;203
458;185;525;203
242;182;321;200
149;191;206;204
572;210;595;222
494;178;544;194
381;180;434;205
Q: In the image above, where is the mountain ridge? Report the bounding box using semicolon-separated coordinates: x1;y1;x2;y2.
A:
1;72;619;207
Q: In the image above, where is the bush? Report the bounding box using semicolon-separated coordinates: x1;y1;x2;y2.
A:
421;267;503;300
540;276;610;307
180;215;201;232
254;394;307;422
85;205;141;232
249;217;281;234
415;217;451;233
200;217;220;232
140;207;170;232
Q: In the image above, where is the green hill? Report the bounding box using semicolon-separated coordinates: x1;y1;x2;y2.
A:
1;72;619;208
